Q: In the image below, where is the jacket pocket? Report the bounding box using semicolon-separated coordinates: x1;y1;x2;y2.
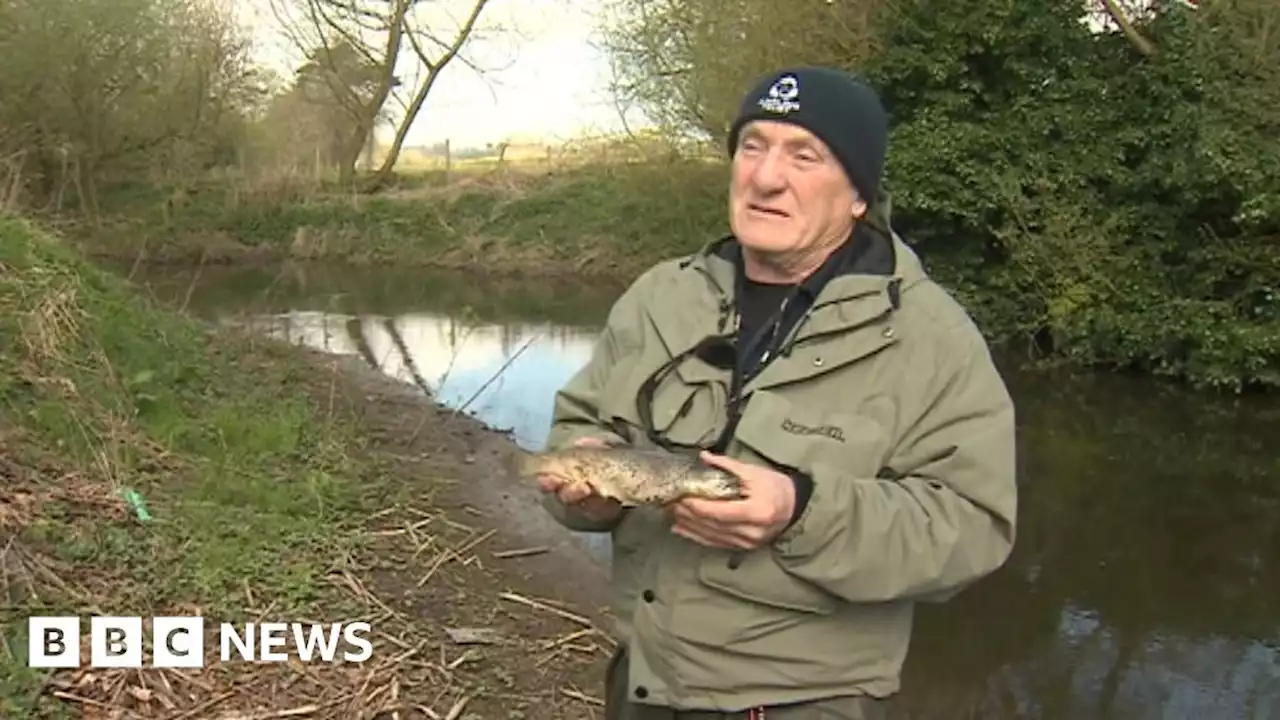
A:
697;549;839;615
689;390;889;616
732;389;890;481
597;361;723;449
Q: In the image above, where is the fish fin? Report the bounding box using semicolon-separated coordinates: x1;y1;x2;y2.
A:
584;479;629;506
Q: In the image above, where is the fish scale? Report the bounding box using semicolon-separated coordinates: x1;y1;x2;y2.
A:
514;445;743;506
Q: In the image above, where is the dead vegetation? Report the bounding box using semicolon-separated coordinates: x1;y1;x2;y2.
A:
5;496;614;719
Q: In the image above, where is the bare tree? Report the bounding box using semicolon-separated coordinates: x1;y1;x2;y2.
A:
1097;0;1158;56
0;0;262;215
268;0;494;190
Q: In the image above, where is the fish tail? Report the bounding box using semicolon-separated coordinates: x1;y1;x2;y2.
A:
506;447;537;477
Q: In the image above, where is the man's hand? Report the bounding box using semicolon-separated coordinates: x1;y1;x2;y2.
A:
669;451;796;550
536;436;624;523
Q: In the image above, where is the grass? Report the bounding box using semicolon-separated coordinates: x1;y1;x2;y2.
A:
77;157;731;277
0;214;614;718
0;213;383;712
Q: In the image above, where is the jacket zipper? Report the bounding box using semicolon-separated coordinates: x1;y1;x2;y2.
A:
715;294;791;453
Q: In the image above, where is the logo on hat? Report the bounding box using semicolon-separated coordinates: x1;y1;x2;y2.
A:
757;74;800;115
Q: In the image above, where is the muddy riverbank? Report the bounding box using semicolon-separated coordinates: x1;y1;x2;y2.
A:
320;349;614;596
1;218;621;719
290;346;620;717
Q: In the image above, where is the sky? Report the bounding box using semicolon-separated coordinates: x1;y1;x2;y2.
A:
236;0;642;149
228;1;1193;150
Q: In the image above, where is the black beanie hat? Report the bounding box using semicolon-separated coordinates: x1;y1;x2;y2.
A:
726;66;889;205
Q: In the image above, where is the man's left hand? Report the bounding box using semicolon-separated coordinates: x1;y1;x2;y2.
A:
669;451;796;550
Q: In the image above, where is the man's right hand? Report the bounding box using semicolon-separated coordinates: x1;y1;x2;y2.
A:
537;436;624;523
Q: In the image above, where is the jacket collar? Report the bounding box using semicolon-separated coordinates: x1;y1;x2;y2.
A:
659;203;934;388
680;219;929;314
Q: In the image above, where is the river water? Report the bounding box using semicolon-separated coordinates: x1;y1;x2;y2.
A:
117;260;1279;720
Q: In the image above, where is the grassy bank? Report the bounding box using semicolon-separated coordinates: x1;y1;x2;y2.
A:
0;215;610;718
0;213;371;713
82;160;729;278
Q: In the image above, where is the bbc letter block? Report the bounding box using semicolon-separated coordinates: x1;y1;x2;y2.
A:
153;617;205;668
91;616;143;668
27;617;81;668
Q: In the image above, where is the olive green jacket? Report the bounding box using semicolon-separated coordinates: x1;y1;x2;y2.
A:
540;226;1017;711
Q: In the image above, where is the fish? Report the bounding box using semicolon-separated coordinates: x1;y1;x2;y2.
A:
513;445;743;506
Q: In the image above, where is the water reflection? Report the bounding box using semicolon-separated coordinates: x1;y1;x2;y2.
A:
241;310;597;451
122;261;1280;720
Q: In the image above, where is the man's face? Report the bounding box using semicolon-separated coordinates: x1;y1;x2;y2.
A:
728;120;864;258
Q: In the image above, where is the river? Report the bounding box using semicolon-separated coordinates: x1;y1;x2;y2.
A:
116;259;1279;720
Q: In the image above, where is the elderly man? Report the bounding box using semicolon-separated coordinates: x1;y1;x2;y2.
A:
537;66;1017;719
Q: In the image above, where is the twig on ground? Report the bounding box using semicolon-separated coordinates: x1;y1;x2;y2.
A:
444;627;501;645
48;690;115;709
169;688;236;719
377;630;414;651
498;591;593;627
440;518;474;533
561;687;605;706
492;545;548;559
443;694;472;720
165;668;216;693
410;534;438;561
335;570;400;619
375;640;425;671
346;666;381;717
391;676;402;720
542;628;593;650
446;650;476;669
252;599;279;624
416;548;456;587
215;703;327;719
453;527;496;557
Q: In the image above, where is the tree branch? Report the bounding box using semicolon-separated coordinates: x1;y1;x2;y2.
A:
1100;0;1158;57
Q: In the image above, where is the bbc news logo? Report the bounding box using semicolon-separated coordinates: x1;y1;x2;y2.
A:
28;616;374;668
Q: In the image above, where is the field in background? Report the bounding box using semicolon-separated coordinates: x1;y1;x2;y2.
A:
135;130;725;214
371;131;720;178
